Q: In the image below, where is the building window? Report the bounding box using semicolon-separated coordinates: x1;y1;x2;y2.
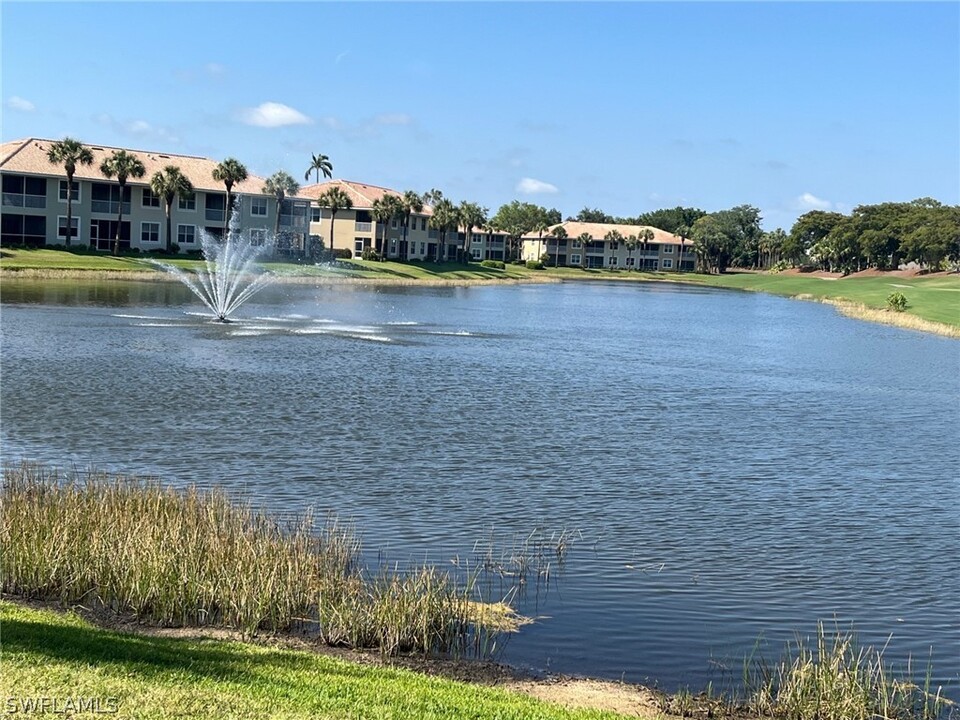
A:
310;206;322;222
472;233;481;243
663;245;674;254
608;256;618;266
1;213;46;246
570;254;581;265
57;216;80;241
249;228;267;245
662;258;673;269
251;197;268;216
419;242;425;254
571;240;582;249
625;257;635;267
59;180;80;202
354;238;365;253
142;187;160;208
177;224;196;245
90;183;131;215
178;193;196;211
420;218;427;231
391;218;398;229
2;174;47;208
471;248;482;260
89;219;131;250
141;221;160;244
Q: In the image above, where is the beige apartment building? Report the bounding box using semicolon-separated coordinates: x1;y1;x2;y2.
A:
521;221;696;271
1;138;309;253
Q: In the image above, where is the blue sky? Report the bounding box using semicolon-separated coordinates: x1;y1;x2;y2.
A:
3;2;958;230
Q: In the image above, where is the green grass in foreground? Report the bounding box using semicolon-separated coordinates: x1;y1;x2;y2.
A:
0;601;623;720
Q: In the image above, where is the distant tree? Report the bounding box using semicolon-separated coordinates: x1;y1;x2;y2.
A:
491;201;546;260
603;229;624;269
457;201;487;262
401;190;424;259
150;165;194;253
544;207;562;225
691;215;734;273
429;197;458;262
262;171;300;237
758;228;787;269
212;158;248;231
531;214;553;262
304;153;333;184
575;207;615;223
46;137;93;248
785;211;844;266
811;217;861;274
631;207;706;234
317;186;353;258
577;232;593;269
675;225;690;272
625;234;639;270
639;228;655;270
371;194;404;260
546;225;567;267
99;149;145;256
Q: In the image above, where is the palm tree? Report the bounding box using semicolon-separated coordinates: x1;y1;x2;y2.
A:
532;218;551;263
372;194;403;260
577;232;593;269
99;150;145;256
604;229;624;269
46;137;93;248
262;170;301;238
458;201;487;263
676;225;690;272
401;190;424;259
547;226;567;267
304;153;333;184
150;166;194;253
625;234;639;270
317;186;352;259
429;198;457;262
639;227;655;271
212;158;248;231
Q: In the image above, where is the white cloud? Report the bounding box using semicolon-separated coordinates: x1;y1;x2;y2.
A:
94;113;179;144
127;120;152;134
238;102;312;128
7;96;35;112
797;192;833;211
374;113;412;126
516;177;559;194
204;62;226;77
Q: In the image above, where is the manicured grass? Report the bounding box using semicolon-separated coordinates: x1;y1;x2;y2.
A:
0;248;161;272
0;601;623;720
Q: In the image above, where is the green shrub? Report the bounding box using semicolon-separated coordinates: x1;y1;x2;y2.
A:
887;291;908;312
360;247;380;261
526;260;544;270
332;248;353;260
480;260;505;269
770;260;790;273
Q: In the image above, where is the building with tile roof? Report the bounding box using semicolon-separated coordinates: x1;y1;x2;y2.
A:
1;138;309;253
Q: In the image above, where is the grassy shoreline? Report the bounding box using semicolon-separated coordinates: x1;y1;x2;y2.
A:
2;247;957;336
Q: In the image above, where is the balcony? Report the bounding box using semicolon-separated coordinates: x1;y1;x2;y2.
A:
205;209;225;222
355;221;372;232
91;200;130;215
2;193;46;209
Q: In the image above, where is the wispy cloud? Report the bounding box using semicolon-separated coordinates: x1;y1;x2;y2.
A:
764;160;789;170
174;62;228;83
95;113;180;144
797;192;833;211
335;50;349;65
373;113;412;127
516;177;559;195
238;102;312;128
7;96;35;112
318;113;420;141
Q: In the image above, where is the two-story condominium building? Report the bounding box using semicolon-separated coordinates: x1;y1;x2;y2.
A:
521;221;696;271
0;138;309;253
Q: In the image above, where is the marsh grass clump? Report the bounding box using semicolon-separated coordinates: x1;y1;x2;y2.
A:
0;463;506;656
743;623;952;720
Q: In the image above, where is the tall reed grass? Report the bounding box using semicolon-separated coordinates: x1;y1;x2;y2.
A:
0;463;503;656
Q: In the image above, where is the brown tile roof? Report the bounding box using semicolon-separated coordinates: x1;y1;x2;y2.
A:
0;137;270;196
522;221;686;245
299;179;434;215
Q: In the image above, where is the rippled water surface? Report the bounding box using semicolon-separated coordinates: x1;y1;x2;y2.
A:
2;278;958;696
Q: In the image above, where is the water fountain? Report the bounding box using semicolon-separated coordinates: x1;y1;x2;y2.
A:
156;204;275;322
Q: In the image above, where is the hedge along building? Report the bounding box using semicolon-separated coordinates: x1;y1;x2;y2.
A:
521;221;696;271
0;138;310;254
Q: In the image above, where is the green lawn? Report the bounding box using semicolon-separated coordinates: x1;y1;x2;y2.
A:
0;601;625;720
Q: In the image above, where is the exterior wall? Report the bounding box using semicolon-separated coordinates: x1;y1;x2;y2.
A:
522;236;696;271
308;208;437;260
467;231;507;261
1;171;306;253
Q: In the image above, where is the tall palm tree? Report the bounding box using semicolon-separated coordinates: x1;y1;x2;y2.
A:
625;234;639;270
458;201;487;263
317;186;352;259
577;232;593;269
150;165;194;253
401;190;424;259
372;194;403;260
429;198;457;262
547;226;567;267
99;150;145;256
639;227;655;271
676;225;690;272
532;218;551;262
262;170;301;238
46;137;93;248
604;229;624;269
212;158;248;231
304;153;333;184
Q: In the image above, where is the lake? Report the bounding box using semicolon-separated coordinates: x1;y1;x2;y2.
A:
2;277;958;698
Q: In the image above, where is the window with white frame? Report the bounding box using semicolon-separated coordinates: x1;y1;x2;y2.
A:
626;257;635;266
57;216;80;241
472;233;481;243
662;258;673;269
419;242;425;254
141;222;160;244
570;254;581;265
420;218;427;231
178;193;196;211
663;245;674;253
249;228;267;245
142;188;160;208
310;207;321;222
571;240;582;249
354;238;365;253
391;218;398;229
608;256;618;266
58;180;80;202
471;248;482;260
251;197;268;216
177;224;196;244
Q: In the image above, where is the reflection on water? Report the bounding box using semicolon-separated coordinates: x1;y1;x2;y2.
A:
2;277;958;697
